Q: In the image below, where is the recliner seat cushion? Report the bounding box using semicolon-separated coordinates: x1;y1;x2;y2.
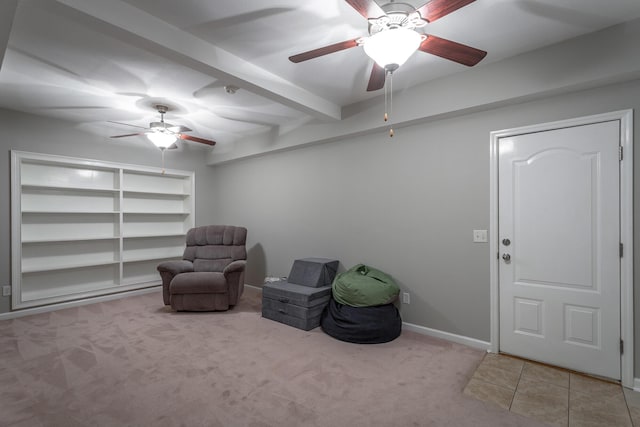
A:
170;272;227;294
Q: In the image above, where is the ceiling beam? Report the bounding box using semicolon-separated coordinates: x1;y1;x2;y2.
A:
208;18;640;164
52;0;341;121
0;0;19;71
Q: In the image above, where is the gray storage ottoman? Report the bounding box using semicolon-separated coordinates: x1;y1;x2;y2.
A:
262;281;332;331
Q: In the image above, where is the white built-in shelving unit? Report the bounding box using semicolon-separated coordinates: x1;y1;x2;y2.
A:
11;151;195;309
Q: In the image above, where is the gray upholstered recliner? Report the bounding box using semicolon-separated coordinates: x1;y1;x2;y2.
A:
157;225;247;311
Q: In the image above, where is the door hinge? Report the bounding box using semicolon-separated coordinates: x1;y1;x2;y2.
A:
619;146;624;161
620;243;624;258
621;339;624;354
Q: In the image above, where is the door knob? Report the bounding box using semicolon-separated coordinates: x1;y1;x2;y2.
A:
502;253;511;262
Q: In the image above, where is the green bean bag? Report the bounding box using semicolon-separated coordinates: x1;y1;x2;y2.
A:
332;264;399;307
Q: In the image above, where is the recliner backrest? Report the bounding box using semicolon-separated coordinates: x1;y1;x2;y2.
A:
183;225;247;272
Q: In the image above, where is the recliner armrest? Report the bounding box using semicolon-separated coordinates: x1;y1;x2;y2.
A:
223;260;246;276
157;260;194;275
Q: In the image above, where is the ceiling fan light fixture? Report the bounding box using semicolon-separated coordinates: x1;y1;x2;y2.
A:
363;27;423;70
146;130;177;148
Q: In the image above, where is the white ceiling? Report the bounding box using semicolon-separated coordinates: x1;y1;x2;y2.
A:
1;0;640;152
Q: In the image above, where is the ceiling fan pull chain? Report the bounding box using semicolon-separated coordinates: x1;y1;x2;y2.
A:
389;70;394;138
161;148;166;174
384;72;389;123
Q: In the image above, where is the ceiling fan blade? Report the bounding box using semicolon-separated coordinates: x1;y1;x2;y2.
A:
367;63;386;92
419;35;487;66
289;39;359;63
107;120;149;130
110;133;144;138
416;0;476;23
179;134;217;146
168;125;192;133
344;0;386;19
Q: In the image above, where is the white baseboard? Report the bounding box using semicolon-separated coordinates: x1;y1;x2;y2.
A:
403;322;492;351
0;287;161;321
245;284;263;291
633;378;640;391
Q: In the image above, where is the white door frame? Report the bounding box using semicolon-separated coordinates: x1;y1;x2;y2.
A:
489;110;634;387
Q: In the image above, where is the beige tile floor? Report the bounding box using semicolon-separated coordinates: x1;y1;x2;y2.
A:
464;353;640;426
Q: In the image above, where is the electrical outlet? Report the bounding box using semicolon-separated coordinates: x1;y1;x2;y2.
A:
2;286;11;296
402;292;410;304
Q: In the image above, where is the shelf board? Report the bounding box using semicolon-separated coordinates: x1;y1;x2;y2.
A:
119;279;161;287
122;189;190;197
123;254;182;263
22;210;119;214
122;211;190;215
22;260;119;274
123;233;186;239
22;184;119;193
22;236;119;244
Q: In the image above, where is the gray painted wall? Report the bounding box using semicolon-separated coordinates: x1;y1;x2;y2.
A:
209;79;640;373
0;108;217;313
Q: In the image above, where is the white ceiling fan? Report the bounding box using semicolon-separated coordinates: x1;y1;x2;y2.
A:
110;104;216;149
289;0;487;91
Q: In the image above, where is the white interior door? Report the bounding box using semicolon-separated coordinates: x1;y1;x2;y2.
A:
498;120;621;380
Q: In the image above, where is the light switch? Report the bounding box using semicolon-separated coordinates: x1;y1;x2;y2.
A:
473;229;488;243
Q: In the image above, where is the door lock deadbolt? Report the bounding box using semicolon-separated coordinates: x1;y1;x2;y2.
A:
502;238;511;246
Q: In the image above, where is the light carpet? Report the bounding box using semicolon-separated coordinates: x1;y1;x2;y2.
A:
0;287;544;426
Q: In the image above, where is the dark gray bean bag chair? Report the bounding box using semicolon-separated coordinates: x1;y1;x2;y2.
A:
320;297;402;344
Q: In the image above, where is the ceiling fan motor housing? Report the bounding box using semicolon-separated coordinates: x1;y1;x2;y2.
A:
155;104;169;114
150;121;174;130
368;13;426;36
151;104;172;129
380;1;415;14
